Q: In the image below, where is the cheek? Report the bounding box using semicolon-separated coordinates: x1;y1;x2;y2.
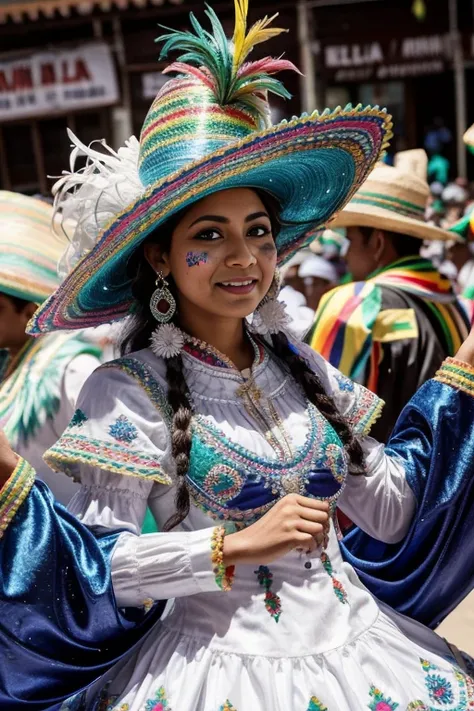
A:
258;242;278;273
185;250;209;268
169;249;215;297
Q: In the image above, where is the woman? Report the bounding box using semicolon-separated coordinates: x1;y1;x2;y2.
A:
2;2;474;709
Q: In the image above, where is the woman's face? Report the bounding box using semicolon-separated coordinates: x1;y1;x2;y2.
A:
145;188;278;324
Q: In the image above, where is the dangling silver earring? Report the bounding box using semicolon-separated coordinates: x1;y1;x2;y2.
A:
150;271;176;323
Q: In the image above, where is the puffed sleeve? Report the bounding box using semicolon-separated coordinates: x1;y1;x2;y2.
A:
44;358;230;604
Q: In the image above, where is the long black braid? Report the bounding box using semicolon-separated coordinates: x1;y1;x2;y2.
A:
270;332;366;475
120;192;366;530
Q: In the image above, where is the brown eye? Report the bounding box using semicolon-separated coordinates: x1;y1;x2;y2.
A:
194;229;222;241
248;225;271;237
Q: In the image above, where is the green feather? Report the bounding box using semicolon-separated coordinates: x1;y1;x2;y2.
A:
156;3;296;115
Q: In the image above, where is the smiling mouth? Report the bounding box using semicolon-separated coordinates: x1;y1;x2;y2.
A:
216;279;258;294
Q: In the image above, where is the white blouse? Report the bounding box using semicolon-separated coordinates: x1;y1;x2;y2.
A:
46;339;415;610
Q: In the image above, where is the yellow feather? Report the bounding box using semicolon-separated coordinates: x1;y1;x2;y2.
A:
232;0;249;72
242;16;287;62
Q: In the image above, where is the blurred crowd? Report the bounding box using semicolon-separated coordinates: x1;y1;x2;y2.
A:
280;157;474;337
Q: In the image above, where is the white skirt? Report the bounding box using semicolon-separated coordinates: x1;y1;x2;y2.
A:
84;608;474;711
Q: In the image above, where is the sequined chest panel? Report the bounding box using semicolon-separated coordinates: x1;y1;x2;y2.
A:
187;405;347;524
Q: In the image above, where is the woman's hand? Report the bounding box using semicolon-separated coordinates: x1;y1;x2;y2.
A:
223;494;330;566
0;430;19;487
455;325;474;366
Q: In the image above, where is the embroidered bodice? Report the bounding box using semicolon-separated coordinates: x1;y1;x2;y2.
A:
47;334;381;529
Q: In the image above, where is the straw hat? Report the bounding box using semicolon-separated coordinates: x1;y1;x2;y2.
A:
28;1;391;335
0;191;65;304
330;151;454;241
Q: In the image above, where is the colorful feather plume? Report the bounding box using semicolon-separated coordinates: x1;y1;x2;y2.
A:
157;0;299;110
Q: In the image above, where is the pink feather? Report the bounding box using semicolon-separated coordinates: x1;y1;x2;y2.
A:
163;62;216;91
237;57;300;79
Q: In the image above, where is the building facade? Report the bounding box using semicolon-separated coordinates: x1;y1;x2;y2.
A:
0;0;302;195
310;0;474;177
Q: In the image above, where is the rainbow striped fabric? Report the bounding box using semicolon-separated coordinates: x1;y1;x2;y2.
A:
308;257;469;388
0;192;65;304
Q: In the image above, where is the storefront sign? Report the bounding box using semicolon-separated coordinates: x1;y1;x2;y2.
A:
0;42;119;121
322;33;450;83
142;71;170;100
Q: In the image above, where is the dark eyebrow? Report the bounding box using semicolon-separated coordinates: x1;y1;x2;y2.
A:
189;211;270;228
189;214;230;227
245;211;270;223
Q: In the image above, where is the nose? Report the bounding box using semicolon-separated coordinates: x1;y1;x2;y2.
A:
225;234;257;269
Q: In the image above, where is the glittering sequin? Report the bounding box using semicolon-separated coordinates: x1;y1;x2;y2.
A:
108;415;138;444
255;565;282;622
219;702;237;711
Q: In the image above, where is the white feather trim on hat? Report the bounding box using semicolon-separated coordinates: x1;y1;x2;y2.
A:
53;129;143;278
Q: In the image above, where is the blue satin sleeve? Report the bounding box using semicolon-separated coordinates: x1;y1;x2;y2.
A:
341;377;474;629
0;479;164;710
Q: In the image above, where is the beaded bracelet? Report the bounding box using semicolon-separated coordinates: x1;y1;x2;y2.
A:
210;526;235;592
434;357;474;397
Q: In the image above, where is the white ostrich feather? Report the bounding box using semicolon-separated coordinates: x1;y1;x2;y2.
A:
53;128;143;278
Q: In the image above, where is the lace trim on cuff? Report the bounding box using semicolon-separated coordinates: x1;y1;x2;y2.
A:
0;457;35;539
434;357;474;397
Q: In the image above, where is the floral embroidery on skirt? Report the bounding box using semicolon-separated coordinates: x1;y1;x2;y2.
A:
254;565;282;621
144;686;171;710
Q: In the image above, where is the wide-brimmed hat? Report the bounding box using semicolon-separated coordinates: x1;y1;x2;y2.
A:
330;150;454;242
0;191;66;305
28;1;392;334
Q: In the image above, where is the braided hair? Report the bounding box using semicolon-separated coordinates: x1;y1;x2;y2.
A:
120;192;365;530
270;332;365;475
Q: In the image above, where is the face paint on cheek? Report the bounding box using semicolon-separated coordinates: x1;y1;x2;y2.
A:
259;242;277;257
186;251;209;267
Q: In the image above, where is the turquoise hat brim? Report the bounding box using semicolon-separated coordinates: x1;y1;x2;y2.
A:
29;105;392;334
